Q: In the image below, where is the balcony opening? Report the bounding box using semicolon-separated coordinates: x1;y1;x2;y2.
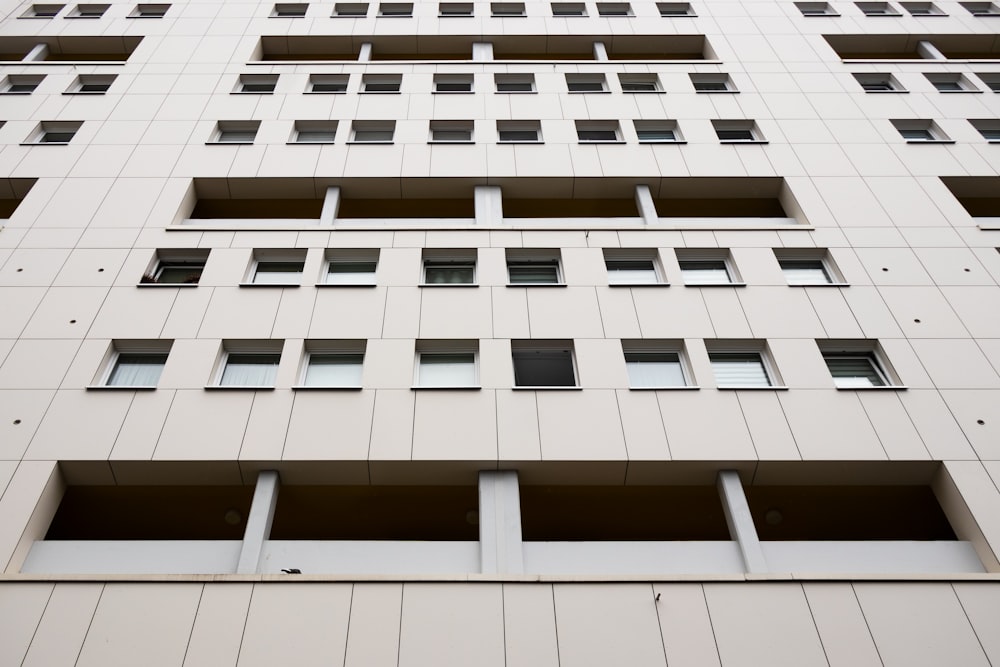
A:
190;199;323;219
502;197;639;218
940;176;1000;217
0;178;36;218
0;36;143;61
338;197;474;218
824;34;1000;59
653;177;791;218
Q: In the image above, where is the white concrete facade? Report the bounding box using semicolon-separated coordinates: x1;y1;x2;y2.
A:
2;0;1000;662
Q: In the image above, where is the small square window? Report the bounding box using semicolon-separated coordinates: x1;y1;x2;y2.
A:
856;1;901;14
129;3;169;17
218;347;281;387
597;2;632;14
434;74;473;93
416;343;478;387
439;2;473;14
779;259;832;284
294;120;338;143
272;3;308;16
67;74;115;94
677;249;740;285
900;1;945;13
709;350;773;388
101;342;172;388
507;249;562;284
691;74;736;92
212;121;259;144
713;120;762;142
301;341;365;387
309;74;349;93
623;343;689;387
795;1;838;14
854;73;904;92
351;120;395;143
892;119;948;142
237;74;278;94
970;119;1000;141
1;75;44;94
430;120;474;143
926;73;977;92
576;120;621;143
27;121;82;145
975;73;1000;91
141;250;209;285
69;3;109;17
361;74;401;93
818;341;899;388
333;2;369;15
498;120;542;143
566;73;608;92
552;1;586;14
253;261;304;285
379;2;412;15
423;249;477;284
960;1;1000;14
634;120;682;143
657;2;695;15
605;250;661;285
495;74;535;93
512;341;577;387
21;3;63;17
491;2;526;15
619;74;662;93
325;250;378;285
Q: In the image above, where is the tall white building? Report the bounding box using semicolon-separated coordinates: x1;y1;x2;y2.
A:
1;0;1000;662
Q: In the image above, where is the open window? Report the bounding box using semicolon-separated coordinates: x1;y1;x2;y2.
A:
818;340;901;388
604;248;663;285
246;249;307;286
512;340;577;387
774;248;845;285
141;249;209;285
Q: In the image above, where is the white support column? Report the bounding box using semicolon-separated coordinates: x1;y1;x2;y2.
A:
236;470;280;574
593;41;608;61
23;43;49;62
320;186;341;225
472;42;494;61
717;470;767;574
475;185;503;225
358;42;373;61
479;470;524;574
634;184;657;224
917;40;946;60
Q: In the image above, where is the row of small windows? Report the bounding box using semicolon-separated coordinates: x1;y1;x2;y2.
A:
269;1;694;16
97;338;900;390
798;0;999;15
19;2;166;17
140;247;845;287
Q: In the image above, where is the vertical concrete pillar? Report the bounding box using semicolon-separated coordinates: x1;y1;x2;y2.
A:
473;42;494;61
320;186;341;225
236;470;280;574
479;470;524;574
23;43;49;62
475;185;504;225
358;42;373;61
593;41;608;60
634;184;658;224
917;40;946;60
717;470;767;574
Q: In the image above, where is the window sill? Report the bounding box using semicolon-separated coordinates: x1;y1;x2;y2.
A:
288;141;336;145
137;282;199;288
862;12;903;16
568;90;611;94
719;140;769;145
204;385;276;391
427;141;475;145
315;282;377;287
695;90;739;94
419;283;478;287
578;140;626;145
904;139;955;144
20;142;71;146
432;90;474;94
292;385;363;391
683;282;747;287
506;282;566;287
495;91;537;94
206;142;254;146
639;140;687;144
66;15;102;18
608;282;669;287
512;385;582;390
2;92;34;95
239;282;301;287
126;15;166;18
835;385;908;390
86;385;158;391
717;385;789;390
305;91;347;95
497;141;544;145
62;91;108;95
359;91;402;95
801;12;841;15
629;385;699;390
347;141;395;145
937;89;982;93
863;90;909;93
232;91;275;95
411;385;482;390
786;282;850;287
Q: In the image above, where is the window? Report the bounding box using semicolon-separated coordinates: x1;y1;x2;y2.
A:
217;344;282;388
301;341;365;387
657;2;695;15
416;341;478;387
129;3;169;17
26;121;82;145
795;1;838;14
960;1;1000;14
512;341;577;387
439;2;473;15
970;119;1000;141
333;2;368;15
248;250;307;285
552;2;586;14
853;73;904;92
891;119;949;142
566;74;608;92
900;1;944;14
707;345;776;388
102;342;172;388
423;249;477;284
324;250;378;285
378;2;412;15
237;74;278;93
604;250;662;285
491;2;526;15
691;74;736;92
497;120;542;143
351;121;395;143
634;120;682;143
272;3;308;16
619;74;662;92
576;120;621;143
293;120;338;143
1;75;44;94
677;249;740;285
21;4;63;17
713;120;763;142
141;250;209;285
824;354;889;387
975;73;1000;91
309;74;349;93
622;342;689;388
775;249;843;285
361;74;401;93
69;3;109;17
507;249;562;284
66;74;115;94
429;120;474;143
925;73;977;92
434;74;473;93
597;2;632;14
495;74;535;93
212;121;259;144
856;1;901;14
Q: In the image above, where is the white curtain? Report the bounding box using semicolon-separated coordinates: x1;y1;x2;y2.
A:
221;355;279;386
108;355;166;386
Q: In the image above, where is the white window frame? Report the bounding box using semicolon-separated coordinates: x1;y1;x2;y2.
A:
925;73;979;93
506;249;564;285
497;120;542;143
657;2;695;15
236;74;278;94
960;1;1000;14
332;2;369;15
891;119;951;143
20;3;64;17
511;340;578;388
795;1;839;15
774;249;846;286
1;75;44;95
212;341;283;389
551;2;587;15
210;121;260;144
378;2;412;15
970;119;1000;142
856;1;902;14
491;2;526;16
604;249;665;285
140;249;209;286
676;249;743;286
323;249;379;286
245;249;308;286
576;120;621;143
350;120;396;143
495;74;536;93
634;120;683;143
414;341;480;388
818;340;902;389
271;3;309;16
566;73;609;93
292;120;338;143
619;74;663;93
65;74;116;94
713;120;764;143
706;341;782;389
900;1;946;14
422;249;478;285
854;73;905;93
68;3;108;18
433;74;474;93
24;121;82;145
429;120;474;143
622;340;693;389
128;3;169;17
94;341;172;389
361;74;402;94
596;1;633;15
308;74;349;93
691;74;737;93
297;340;366;389
439;2;473;15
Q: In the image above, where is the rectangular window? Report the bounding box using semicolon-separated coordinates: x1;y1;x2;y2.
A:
67;74;116;94
361;75;401;93
512;341;577;387
351;121;395;143
892;119;948;142
676;250;740;285
1;75;44;94
495;74;535;93
604;250;661;284
423;249;477;284
691;74;735;92
301;342;365;387
576;121;620;143
856;1;901;14
439;2;473;14
69;3;108;17
378;2;412;15
624;350;687;387
507;250;562;284
238;75;278;93
497;121;542;143
325;250;379;285
566;74;607;92
714;120;761;142
926;74;976;92
970;119;1000;141
272;3;308;16
252;261;304;285
619;74;661;93
901;1;945;14
212;121;259;144
597;2;632;14
294;120;338;143
709;351;772;387
416;344;478;387
309;74;349;93
21;4;64;17
552;2;586;14
634;120;681;142
430;120;473;143
960;1;1000;14
975;73;1000;92
220;353;280;387
26;121;82;145
142;250;209;285
825;355;889;388
129;3;169;17
491;2;526;15
657;1;694;14
776;252;841;285
795;1;838;14
104;344;170;387
333;2;368;15
434;74;473;92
